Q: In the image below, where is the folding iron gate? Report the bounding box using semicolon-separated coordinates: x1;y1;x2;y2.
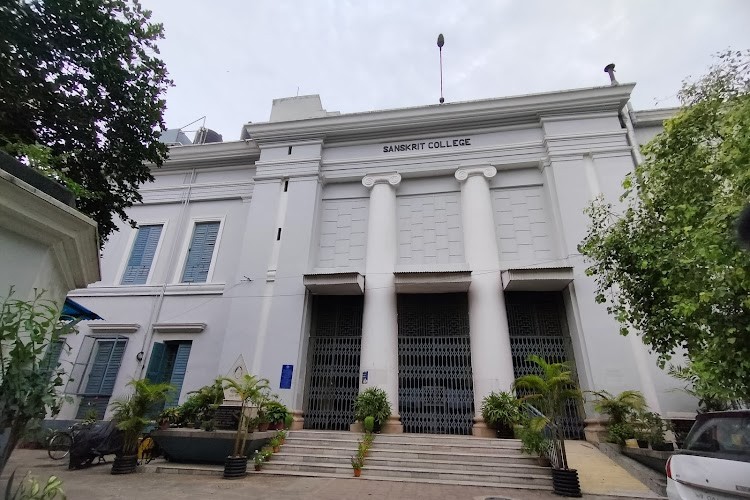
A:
397;293;474;435
304;296;362;431
506;292;585;439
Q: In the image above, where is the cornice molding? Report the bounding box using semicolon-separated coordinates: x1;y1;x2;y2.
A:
455;166;497;182
0;170;100;288
152;322;206;334
362;172;401;188
156;141;260;171
242;84;635;143
88;323;140;334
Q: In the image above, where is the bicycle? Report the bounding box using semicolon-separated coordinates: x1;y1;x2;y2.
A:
137;434;160;465
47;423;85;460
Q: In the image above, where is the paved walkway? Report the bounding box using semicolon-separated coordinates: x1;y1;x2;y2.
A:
2;449;661;500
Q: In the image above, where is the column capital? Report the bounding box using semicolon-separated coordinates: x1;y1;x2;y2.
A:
362;172;401;189
455;166;497;182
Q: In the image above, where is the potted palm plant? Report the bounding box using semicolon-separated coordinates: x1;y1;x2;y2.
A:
219;374;270;479
110;379;173;475
353;388;391;433
481;391;522;438
514;355;583;497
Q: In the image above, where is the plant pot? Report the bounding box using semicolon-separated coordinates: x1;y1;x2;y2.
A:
552;468;582;497
637;439;649;449
258;422;270;432
254;464;262;471
353;468;361;477
223;456;248;479
273;446;280;453
111;454;138;475
651;442;674;452
537;456;552;467
495;423;515;439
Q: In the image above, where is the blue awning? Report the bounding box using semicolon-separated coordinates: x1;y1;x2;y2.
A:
62;298;103;321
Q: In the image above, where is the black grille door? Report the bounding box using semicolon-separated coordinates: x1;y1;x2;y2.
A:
304;295;363;431
506;291;585;439
398;293;474;435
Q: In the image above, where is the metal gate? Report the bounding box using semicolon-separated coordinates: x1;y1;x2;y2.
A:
506;292;585;439
304;295;362;431
398;293;474;435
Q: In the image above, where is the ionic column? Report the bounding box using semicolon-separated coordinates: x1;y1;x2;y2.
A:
359;172;403;433
455;166;516;437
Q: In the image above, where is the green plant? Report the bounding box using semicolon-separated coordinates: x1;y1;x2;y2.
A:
177;378;225;425
81;409;98;426
354;388;392;427
589;390;647;425
219;374;271;457
4;471;65;500
200;420;215;432
639;411;671;445
481;391;522;429
607;422;636;445
261;447;272;461
158;407;180;426
269;436;280;448
277;429;287;441
351;454;364;470
252;450;265;467
363;416;375;433
264;400;288;425
284;413;294;429
514;356;582;429
0;288;78;473
362;432;374;447
518;422;551;458
110;379;173;455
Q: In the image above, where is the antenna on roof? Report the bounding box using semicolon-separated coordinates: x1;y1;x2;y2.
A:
437;34;445;104
604;63;618;86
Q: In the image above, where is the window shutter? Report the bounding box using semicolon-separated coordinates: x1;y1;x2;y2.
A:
181;222;220;283
40;340;65;379
122;225;163;285
165;343;192;408
83;340;126;396
145;342;167;384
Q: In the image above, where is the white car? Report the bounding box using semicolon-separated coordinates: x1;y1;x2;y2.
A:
667;410;750;499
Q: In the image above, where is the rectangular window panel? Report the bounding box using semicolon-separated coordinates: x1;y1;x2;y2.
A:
77;339;127;419
40;339;65;379
165;343;192;408
122;225;163;285
181;221;220;283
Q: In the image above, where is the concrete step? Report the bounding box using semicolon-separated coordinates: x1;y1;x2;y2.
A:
371;442;524;454
273;454;549;480
367;447;538;464
281;444;356;457
285;437;366;447
259;464;553;490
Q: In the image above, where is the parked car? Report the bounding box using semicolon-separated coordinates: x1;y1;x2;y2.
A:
666;410;750;500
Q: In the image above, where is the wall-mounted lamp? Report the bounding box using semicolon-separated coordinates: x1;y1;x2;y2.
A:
136;351;144;362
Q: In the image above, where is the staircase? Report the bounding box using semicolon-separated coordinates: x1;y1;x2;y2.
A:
261;430;553;491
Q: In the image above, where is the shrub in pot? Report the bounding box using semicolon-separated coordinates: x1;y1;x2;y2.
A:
351;454;364;477
607;422;636;445
354;388;391;432
220;374;271;479
518;421;551;467
252;450;264;471
643;412;674;451
284;413;294;429
264;400;288;430
110;379;173;474
363;416;375;433
481;391;522;438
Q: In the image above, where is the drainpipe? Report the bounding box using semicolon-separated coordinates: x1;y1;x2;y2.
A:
134;168;196;379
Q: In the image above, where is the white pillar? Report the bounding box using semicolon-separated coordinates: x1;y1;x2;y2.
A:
455;166;516;437
359;172;403;433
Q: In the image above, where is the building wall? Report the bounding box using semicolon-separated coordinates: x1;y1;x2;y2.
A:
62;91;696;425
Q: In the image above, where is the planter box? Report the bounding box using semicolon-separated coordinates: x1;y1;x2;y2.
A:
152;429;273;464
621;445;675;473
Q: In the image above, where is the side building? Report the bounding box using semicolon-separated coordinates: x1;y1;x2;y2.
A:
59;85;691;438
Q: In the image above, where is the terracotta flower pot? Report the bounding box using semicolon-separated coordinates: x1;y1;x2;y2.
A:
258;422;270;432
353;468;361;477
254;464;262;471
273;446;280;453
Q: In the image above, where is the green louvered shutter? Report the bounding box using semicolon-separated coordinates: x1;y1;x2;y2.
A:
122;225;163;285
40;340;65;379
181;222;220;283
165;343;192;408
77;339;127;419
145;342;167;383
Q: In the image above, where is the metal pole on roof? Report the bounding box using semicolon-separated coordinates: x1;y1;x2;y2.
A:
437;34;445;104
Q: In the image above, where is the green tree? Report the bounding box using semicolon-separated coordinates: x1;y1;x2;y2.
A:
0;288;77;473
579;50;750;400
0;0;172;243
220;374;271;458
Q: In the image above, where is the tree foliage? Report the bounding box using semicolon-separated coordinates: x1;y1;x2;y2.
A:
579;50;750;400
0;0;172;242
0;288;76;473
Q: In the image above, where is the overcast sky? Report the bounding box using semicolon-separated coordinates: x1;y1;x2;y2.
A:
140;0;750;141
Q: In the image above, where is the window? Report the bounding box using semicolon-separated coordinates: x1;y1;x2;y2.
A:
122;224;163;285
145;341;193;408
40;339;65;379
181;221;220;283
75;338;128;419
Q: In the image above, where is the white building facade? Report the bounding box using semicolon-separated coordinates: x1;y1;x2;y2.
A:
61;84;693;438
